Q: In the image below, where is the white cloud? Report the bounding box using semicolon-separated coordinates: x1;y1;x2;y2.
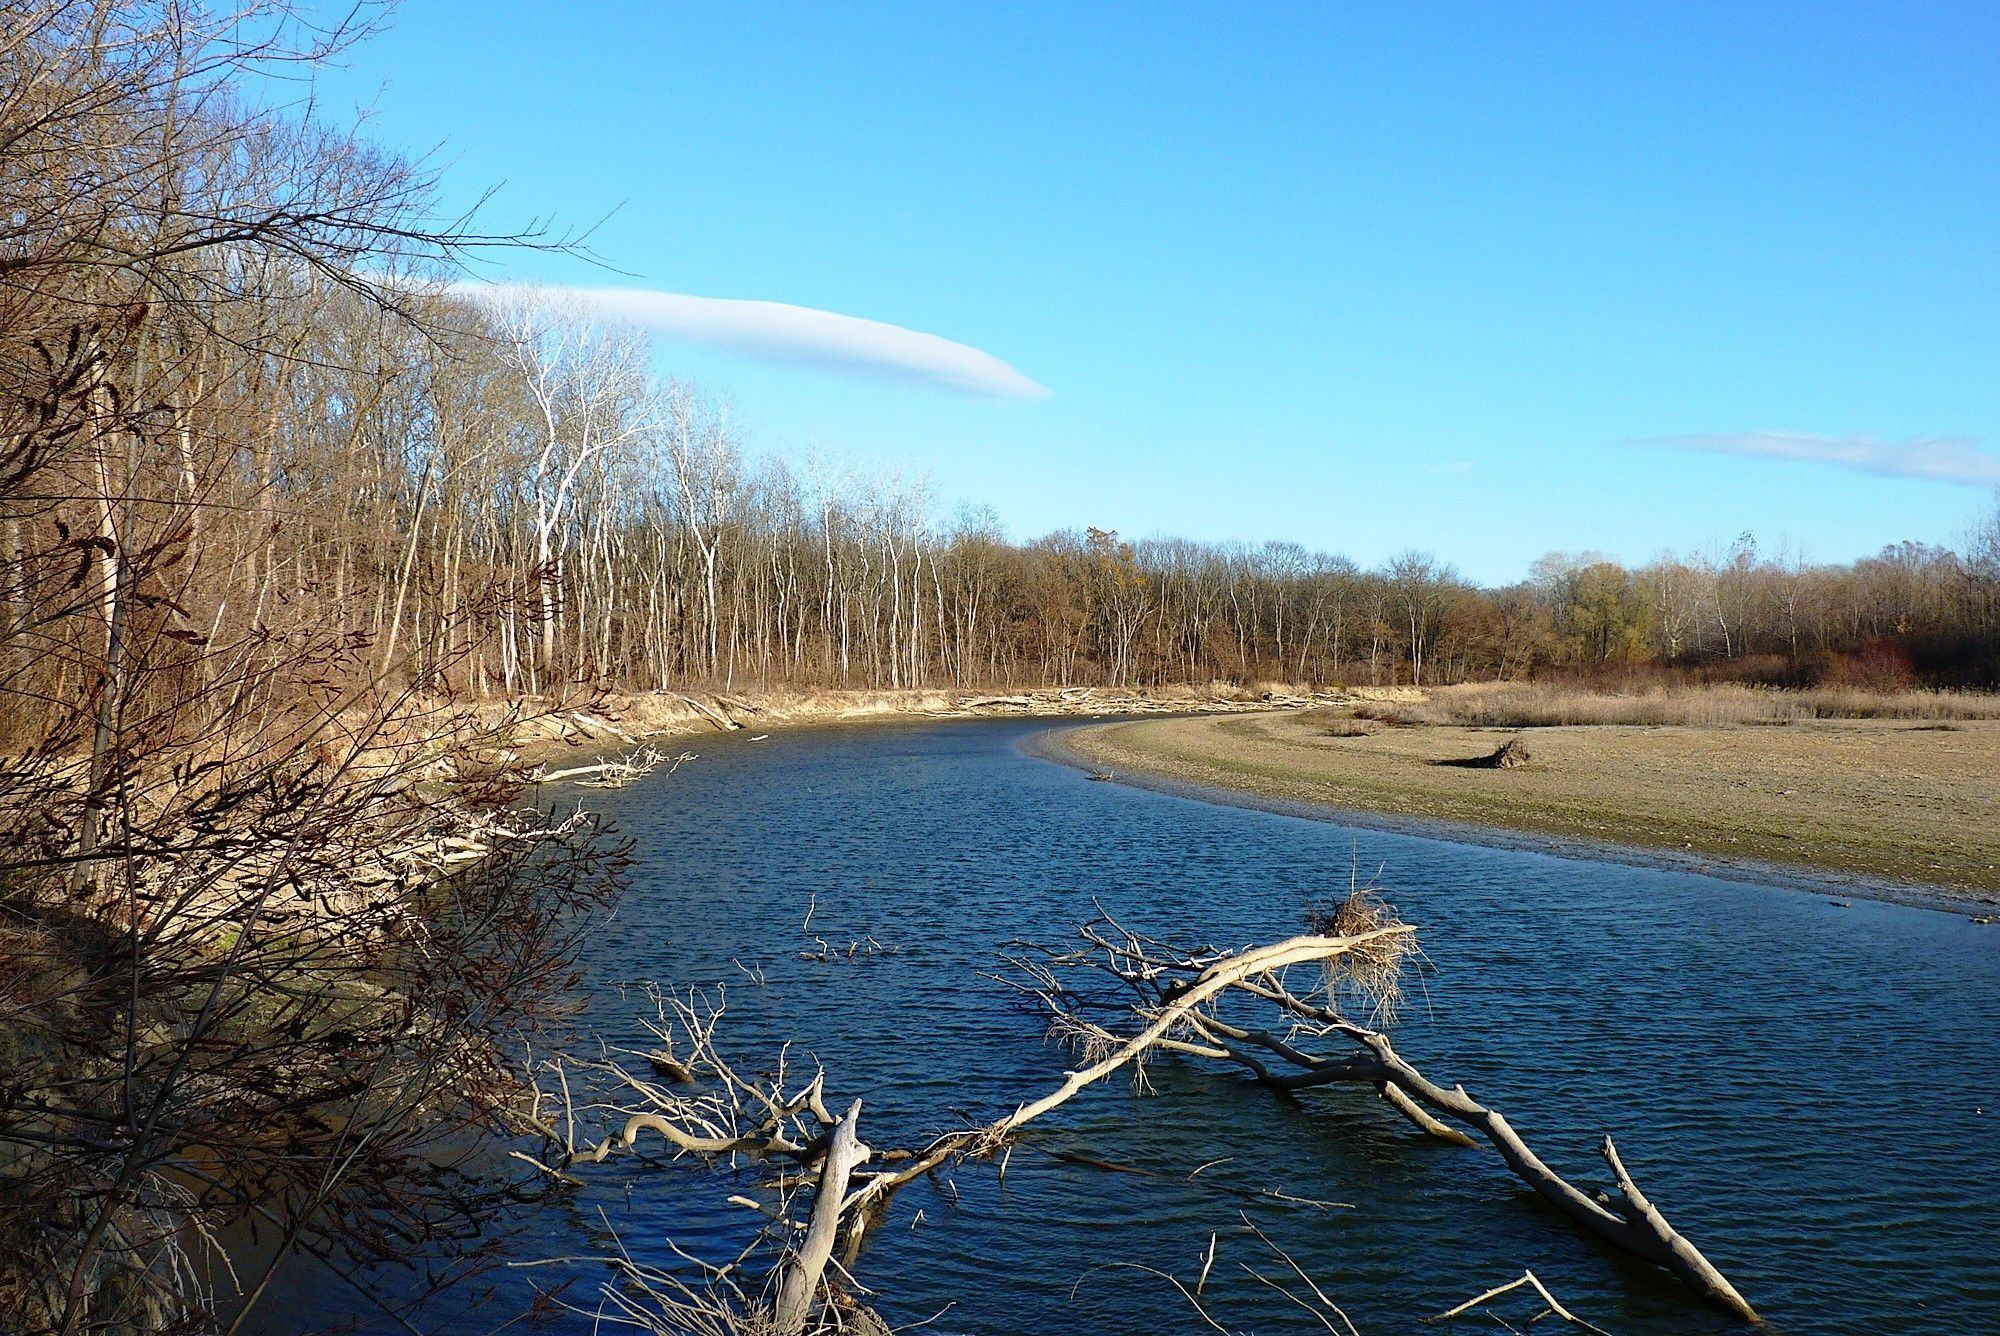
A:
451;281;1049;401
1638;431;2000;486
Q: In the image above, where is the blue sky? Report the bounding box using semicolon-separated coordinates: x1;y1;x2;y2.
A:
312;2;1999;583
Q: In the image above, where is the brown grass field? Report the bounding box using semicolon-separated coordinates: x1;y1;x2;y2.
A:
1056;686;2000;902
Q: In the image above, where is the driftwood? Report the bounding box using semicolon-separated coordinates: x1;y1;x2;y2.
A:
566;710;640;744
798;936;892;963
1073;1212;1366;1336
946;688;1307;718
772;1101;868;1334
535;745;687;789
676;694;743;731
520;897;1759;1330
1004;900;1757;1323
1430;1270;1609;1333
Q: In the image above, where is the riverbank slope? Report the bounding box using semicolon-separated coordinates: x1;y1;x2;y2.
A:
492;683;1407;760
1053;707;2000;902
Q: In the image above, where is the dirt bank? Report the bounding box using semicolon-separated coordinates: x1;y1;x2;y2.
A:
1052;706;2000;903
493;683;1415;760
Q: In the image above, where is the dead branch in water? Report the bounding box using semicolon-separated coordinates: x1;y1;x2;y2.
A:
1004;897;1757;1322
520;896;1758;1331
513;988;892;1331
1429;1270;1610;1333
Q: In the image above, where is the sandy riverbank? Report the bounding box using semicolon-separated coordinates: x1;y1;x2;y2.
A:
1050;706;2000;904
492;682;1420;760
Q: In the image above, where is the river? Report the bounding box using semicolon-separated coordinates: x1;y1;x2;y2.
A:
263;717;2000;1334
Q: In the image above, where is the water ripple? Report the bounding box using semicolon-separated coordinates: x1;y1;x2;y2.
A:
267;718;2000;1335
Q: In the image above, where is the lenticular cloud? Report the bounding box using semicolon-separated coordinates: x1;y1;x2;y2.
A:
451;282;1048;401
1639;431;2000;486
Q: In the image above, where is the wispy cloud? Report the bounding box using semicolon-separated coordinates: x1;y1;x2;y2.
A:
1637;431;2000;486
451;282;1048;401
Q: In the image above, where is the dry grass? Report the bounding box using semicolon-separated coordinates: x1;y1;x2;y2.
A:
1058;709;2000;898
1353;682;2000;729
1306;888;1415;1023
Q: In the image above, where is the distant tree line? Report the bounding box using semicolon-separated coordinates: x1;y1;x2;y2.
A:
8;8;2000;768
7;0;1995;721
9;243;1997;727
25;235;2000;712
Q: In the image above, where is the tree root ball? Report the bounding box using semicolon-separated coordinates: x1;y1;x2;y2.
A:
1479;736;1533;769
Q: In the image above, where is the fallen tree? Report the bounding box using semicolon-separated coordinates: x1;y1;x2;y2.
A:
535;744;687;789
518;893;1758;1331
1004;895;1758;1322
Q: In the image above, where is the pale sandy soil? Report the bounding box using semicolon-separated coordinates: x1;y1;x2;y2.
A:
493;683;1417;758
1054;707;2000;902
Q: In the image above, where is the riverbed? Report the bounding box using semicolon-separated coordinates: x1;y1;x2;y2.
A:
262;717;2000;1334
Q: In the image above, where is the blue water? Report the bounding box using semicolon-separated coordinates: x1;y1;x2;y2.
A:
267;718;2000;1334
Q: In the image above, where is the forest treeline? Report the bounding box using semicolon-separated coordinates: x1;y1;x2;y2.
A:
7;13;2000;726
11;243;2000;723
